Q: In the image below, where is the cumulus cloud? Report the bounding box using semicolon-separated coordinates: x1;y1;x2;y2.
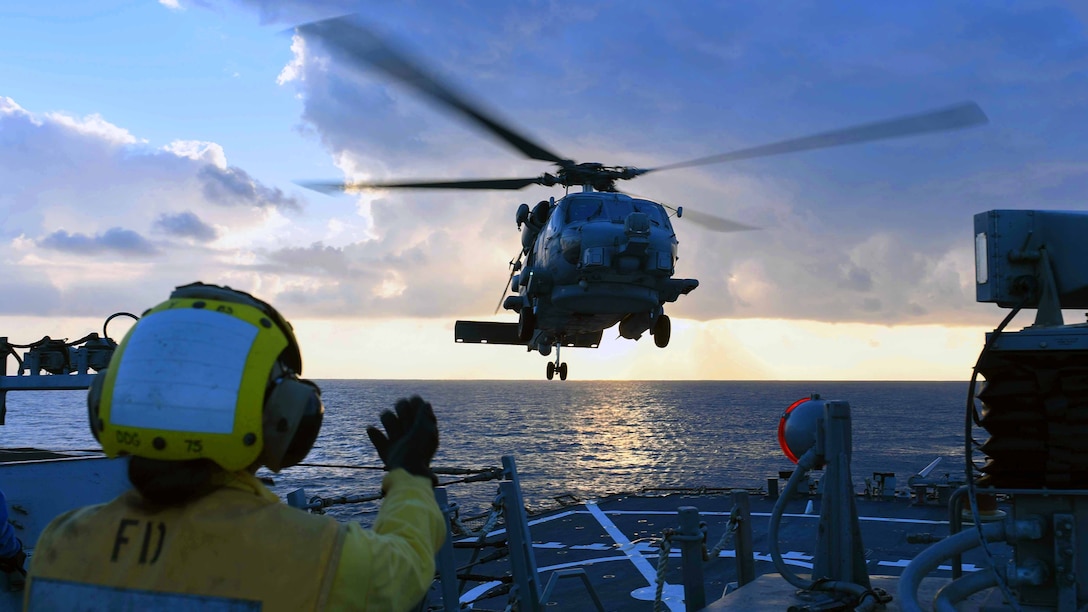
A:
163;140;227;168
153;211;218;242
0;99;314;315
277;34;307;85
38;227;159;256
261;242;361;278
43;112;142;146
199;165;301;211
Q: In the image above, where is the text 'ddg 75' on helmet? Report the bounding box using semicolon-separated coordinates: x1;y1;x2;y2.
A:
87;282;323;472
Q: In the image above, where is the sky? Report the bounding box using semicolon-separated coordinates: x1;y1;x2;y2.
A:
1;1;1086;380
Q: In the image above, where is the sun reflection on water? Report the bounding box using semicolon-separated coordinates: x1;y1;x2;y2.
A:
3;380;967;523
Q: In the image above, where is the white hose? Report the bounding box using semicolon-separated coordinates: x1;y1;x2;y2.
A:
897;521;1006;612
933;569;999;612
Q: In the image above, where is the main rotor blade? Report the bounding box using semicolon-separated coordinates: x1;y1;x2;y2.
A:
296;16;570;165
649;102;989;173
655;201;759;233
298;177;545;193
677;208;761;233
625;191;759;234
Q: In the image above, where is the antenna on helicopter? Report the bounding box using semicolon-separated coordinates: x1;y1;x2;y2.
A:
495;255;522;315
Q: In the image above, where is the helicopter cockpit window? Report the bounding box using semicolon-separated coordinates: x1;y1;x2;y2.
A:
607;199;668;227
566;198;602;223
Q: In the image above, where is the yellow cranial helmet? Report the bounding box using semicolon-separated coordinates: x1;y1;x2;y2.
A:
87;282;323;472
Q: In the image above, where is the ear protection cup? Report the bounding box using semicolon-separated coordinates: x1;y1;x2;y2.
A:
261;376;324;472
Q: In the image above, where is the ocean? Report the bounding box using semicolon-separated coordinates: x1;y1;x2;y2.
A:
1;380;970;523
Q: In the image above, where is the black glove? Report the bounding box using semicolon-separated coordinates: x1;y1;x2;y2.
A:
367;395;439;485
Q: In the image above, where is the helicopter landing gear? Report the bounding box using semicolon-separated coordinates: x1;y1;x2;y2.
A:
546;361;568;381
652;313;671;348
518;309;536;343
546;344;568;380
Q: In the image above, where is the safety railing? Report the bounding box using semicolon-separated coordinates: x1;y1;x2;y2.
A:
651;490;755;612
287;455;604;612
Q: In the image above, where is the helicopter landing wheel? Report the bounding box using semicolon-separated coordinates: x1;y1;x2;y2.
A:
558;362;568;381
546;361;555;380
653;314;671;348
518;309;536;343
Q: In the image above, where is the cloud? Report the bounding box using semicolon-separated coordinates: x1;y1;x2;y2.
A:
838;264;873;292
43;111;142;146
0;97;318;315
10;2;1088;334
0;275;64;316
277;34;307;85
153;211;218;242
163;140;227;169
38;227;159;256
199;165;301;211
259;2;1088;329
261;242;361;278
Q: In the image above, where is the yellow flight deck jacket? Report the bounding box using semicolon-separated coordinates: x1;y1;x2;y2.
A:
25;468;445;611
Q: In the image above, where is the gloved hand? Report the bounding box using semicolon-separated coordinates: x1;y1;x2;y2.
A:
367;395;439;485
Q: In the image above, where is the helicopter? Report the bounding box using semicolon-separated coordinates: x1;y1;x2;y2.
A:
296;16;989;380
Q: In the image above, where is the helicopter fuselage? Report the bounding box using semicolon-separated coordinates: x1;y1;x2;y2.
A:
505;190;698;350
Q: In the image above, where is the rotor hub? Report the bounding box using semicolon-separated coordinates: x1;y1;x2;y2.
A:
553;164;647;192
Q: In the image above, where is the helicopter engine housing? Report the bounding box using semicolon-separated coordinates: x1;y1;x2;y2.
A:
521;224;538;252
520;201;551;251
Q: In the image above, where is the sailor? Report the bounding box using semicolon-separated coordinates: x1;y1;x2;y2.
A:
24;282;445;611
1;489;27;584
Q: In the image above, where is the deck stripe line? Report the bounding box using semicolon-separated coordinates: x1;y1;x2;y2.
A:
585;500;684;612
568;509;947;525
453;510;578;544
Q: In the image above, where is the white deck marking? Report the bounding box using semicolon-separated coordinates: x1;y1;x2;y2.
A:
753;553;813;569
458;501;950;606
453;510;578;543
460;580;503;605
459;556;635;605
577;509;948;525
585;500;685;611
570;543;613;551
457;553;981;606
879;559;980;572
533;542;565;549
